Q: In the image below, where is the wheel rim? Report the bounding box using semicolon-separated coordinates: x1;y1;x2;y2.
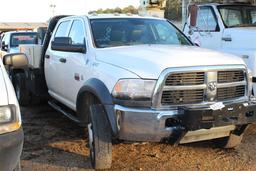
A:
87;123;95;164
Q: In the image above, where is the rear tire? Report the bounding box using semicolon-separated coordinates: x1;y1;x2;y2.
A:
14;73;30;106
88;104;112;169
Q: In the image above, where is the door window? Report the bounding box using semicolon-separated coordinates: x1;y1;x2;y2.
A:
197;7;218;31
250;10;256;24
68;20;85;45
54;21;70;38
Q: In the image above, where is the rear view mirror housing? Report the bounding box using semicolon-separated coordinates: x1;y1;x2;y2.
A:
1;41;8;51
51;37;86;53
3;53;28;69
188;4;198;27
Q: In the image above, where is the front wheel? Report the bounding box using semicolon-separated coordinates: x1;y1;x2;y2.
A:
87;104;112;169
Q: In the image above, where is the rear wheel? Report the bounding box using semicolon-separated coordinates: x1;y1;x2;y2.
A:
88;104;112;169
14;73;30;106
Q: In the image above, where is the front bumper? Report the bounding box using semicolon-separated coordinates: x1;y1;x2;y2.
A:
115;102;256;143
0;128;24;171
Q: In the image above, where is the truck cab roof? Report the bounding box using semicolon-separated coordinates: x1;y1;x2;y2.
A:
197;3;255;7
61;14;166;20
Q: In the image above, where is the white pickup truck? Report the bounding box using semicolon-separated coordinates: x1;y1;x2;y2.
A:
183;3;256;92
3;14;256;169
0;54;23;171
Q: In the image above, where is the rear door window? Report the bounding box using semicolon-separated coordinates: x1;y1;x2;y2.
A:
219;8;243;27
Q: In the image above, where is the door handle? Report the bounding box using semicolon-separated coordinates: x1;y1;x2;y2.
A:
222;37;232;42
242;55;249;59
45;55;50;59
59;58;67;63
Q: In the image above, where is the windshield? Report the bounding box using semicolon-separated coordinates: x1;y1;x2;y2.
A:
90;18;191;48
10;33;38;47
218;5;256;28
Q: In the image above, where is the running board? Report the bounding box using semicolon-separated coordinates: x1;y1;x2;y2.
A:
48;100;80;123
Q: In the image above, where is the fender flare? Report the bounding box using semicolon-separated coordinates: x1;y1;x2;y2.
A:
76;78;118;136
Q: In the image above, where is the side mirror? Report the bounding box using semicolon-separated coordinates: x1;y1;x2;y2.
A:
188;4;198;27
3;53;28;69
51;37;86;53
1;41;8;51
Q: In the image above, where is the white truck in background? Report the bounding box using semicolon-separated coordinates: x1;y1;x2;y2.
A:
183;2;256;92
0;31;38;58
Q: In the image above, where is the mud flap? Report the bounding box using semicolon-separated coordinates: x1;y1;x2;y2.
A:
168;127;187;146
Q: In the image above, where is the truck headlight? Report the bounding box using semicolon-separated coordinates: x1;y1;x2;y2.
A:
0;105;21;134
112;79;156;101
0;106;12;123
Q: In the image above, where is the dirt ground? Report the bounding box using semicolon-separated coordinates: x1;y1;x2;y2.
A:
21;104;256;171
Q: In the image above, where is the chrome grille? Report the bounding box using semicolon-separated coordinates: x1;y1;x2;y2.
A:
218;71;244;83
157;66;248;107
217;86;245;101
161;89;204;105
165;72;205;86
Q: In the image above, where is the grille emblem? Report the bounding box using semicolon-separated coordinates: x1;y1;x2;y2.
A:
208;81;217;91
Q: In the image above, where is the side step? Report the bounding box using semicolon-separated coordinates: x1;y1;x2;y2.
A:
48;100;81;124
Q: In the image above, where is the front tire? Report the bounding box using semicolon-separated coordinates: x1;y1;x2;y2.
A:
88;104;112;169
14;73;30;106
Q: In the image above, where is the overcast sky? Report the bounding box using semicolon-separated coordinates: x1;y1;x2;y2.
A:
0;0;140;22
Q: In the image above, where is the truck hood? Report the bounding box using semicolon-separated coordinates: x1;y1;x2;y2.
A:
95;45;245;79
223;27;256;49
0;66;9;105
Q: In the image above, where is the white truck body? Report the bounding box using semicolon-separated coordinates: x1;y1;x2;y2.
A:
183;3;256;92
6;14;256;169
0;57;23;171
0;60;21;125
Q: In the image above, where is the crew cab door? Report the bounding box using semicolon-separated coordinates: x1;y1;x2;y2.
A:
185;6;223;50
60;19;88;108
44;20;72;100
